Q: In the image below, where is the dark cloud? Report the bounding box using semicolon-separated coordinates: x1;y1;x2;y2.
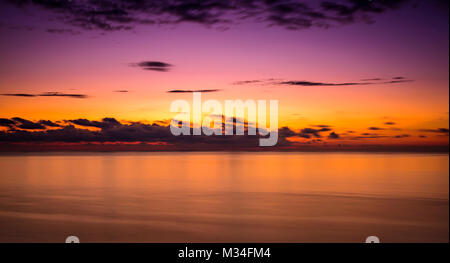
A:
1;117;448;152
234;77;413;87
153;120;170;125
38;120;62;127
321;1;407;21
68;118;121;129
38;92;87;98
4;0;411;32
167;89;221;93
281;79;413;86
11;117;45;130
280;80;366;86
232;80;262;85
225;116;248;125
361;133;380;136
361;78;382;81
296;133;311;139
0;117;332;147
1;93;36;97
384;122;396;125
114;90;129;93
368;127;385;130
328;131;339;139
393;134;410;138
278;127;298;137
1;92;87;98
0;117;264;146
392;76;405;80
130;61;172;72
299;127;331;138
0;118;16;127
383;79;413;84
419;128;449;134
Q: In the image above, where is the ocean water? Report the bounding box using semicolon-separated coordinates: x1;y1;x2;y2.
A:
0;152;448;242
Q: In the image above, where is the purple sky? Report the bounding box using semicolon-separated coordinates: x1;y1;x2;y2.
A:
0;0;448;149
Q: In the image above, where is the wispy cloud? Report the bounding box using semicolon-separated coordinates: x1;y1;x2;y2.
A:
167;89;221;93
0;93;36;97
280;81;369;86
383;79;413;84
1;92;88;98
232;80;263;85
310;125;332;128
361;78;383;81
233;77;414;87
38;92;87;98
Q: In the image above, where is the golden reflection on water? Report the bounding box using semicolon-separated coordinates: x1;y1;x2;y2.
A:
0;152;448;242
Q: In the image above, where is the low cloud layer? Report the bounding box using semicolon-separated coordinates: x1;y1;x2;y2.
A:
0;117;340;146
0;117;274;148
0;116;449;151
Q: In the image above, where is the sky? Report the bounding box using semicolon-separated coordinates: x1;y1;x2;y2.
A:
0;0;448;151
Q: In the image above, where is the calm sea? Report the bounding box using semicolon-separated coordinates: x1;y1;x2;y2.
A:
0;152;448;242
